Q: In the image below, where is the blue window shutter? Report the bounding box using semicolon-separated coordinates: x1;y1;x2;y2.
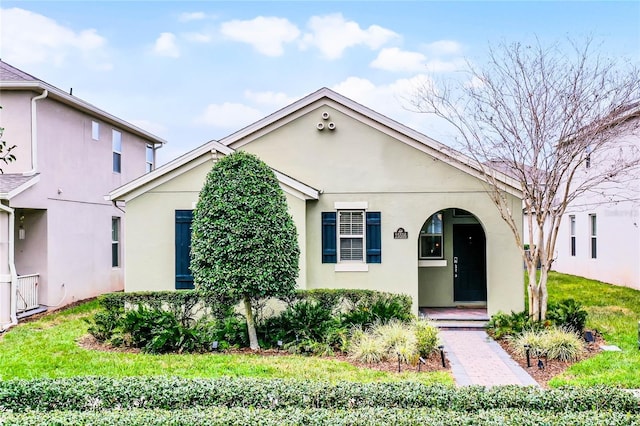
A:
322;212;337;263
366;211;381;263
175;210;194;289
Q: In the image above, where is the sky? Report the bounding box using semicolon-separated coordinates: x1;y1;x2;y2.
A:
1;1;639;165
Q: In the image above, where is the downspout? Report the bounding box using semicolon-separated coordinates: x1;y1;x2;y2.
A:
23;89;49;177
0;203;17;331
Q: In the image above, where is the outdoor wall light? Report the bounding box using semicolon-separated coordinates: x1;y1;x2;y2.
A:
438;345;446;368
18;215;25;240
524;344;531;368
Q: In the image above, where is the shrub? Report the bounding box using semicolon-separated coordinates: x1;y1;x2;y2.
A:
348;333;387;363
1;377;638;413
547;299;588;334
510;327;585;362
543;327;585;362
341;295;413;328
414;319;440;357
487;310;548;339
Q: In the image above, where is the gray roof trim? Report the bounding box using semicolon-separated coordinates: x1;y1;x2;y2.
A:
0;81;166;146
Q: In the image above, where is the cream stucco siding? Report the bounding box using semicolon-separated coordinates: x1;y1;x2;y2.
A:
124;159;309;292
114;91;524;316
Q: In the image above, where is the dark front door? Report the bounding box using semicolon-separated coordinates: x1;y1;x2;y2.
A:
453;224;487;302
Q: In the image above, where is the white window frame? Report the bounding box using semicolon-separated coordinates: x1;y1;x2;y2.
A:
589;214;597;259
569;215;576;256
92;121;100;141
419;212;444;260
112;217;121;268
112;130;122;173
337;210;365;263
145;144;154;173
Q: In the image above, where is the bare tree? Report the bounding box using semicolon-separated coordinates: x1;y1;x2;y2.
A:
411;38;640;320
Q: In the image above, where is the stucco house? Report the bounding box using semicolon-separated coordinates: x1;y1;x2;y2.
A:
109;88;524;315
552;109;640;290
0;61;165;330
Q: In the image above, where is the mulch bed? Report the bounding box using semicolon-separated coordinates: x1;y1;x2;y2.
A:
494;332;605;388
78;334;449;375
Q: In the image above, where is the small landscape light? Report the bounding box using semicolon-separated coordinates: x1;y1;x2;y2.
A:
418;356;426;372
438;345;446;368
524;344;531;368
397;352;402;373
583;331;595;343
537;358;545;370
277;340;283;350
211;341;219;351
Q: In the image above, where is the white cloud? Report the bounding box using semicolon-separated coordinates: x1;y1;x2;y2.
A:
178;12;206;22
220;16;300;57
195;102;264;129
0;7;110;69
153;32;180;58
370;47;427;72
243;90;297;108
183;32;212;43
424;40;462;56
300;13;399;60
424;58;466;73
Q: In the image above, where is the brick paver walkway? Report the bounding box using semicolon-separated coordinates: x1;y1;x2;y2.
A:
439;330;539;387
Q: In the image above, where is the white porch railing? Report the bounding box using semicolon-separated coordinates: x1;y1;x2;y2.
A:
17;274;39;313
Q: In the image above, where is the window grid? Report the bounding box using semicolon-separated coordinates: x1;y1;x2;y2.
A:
112;217;120;267
589;214;597;259
569;215;576;256
338;211;364;261
112;130;122;173
419;212;444;259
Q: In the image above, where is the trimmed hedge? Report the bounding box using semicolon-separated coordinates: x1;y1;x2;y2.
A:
98;289;412;320
0;377;637;413
2;408;638;426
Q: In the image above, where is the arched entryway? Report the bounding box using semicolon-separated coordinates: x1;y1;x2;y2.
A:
418;208;487;308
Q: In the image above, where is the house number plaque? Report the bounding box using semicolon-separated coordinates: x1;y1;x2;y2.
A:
393;228;408;239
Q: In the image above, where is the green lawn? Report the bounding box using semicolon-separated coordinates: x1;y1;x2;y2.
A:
0;299;452;385
545;271;640;388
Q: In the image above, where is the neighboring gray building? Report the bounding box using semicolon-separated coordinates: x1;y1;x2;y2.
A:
0;60;166;330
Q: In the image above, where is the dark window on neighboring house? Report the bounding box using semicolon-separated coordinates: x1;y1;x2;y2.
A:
589;214;597;259
112;217;120;267
112;130;122;173
570;215;576;256
322;211;381;264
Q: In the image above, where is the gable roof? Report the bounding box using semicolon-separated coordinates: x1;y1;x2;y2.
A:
0;60;166;145
0;173;40;200
109;87;522;202
108;140;319;202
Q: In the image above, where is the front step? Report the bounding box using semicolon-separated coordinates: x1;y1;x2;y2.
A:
431;319;488;330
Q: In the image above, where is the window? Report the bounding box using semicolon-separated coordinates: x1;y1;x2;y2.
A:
112;217;120;267
590;214;597;259
112;130;122;173
339;211;364;261
145;144;154;173
92;121;100;140
570;215;576;256
419;212;443;259
322;211;381;264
